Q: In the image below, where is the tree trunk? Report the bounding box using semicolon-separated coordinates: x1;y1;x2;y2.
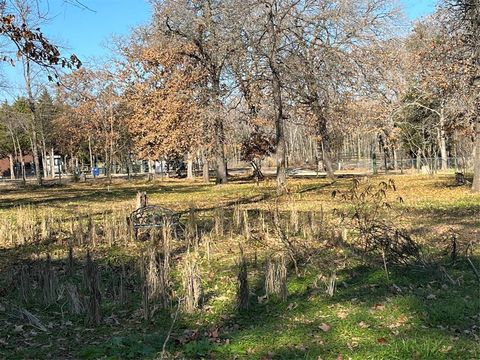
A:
16;138;26;184
88;136;94;171
22;55;42;186
50;147;55;179
393;148;398;171
213;79;228;184
267;5;287;194
104;149;110;180
41;139;48;179
109;107;114;184
273;77;286;194
472;118;480;193
148;159;155;180
9;133;18;179
439;102;448;171
202;149;210;183
31;125;42;185
187;152;194;180
9;154;14;180
315;111;335;179
469;1;480;191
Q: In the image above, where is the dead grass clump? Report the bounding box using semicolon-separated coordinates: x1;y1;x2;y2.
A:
181;251;203;313
66;283;85;315
40;254;58;305
333;178;422;266
236;247;249;310
265;254;288;302
84;251;102;325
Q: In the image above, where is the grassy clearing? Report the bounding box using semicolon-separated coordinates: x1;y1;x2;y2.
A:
0;174;479;359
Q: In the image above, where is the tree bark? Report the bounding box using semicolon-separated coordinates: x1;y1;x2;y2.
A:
472;118;480;192
30;121;42;185
187;152;194;180
88;136;94;172
16;137;26;183
22;56;42;185
267;4;287;194
9;154;14;180
41;138;48;178
439;102;448;171
50;147;55;179
212;79;228;184
202;149;210;183
315;111;335;179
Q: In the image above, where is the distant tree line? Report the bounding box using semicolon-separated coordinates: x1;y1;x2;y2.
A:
0;0;479;192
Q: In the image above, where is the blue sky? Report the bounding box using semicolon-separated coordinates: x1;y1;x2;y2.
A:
0;0;438;99
403;0;438;19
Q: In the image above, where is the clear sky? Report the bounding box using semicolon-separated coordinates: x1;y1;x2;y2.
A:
0;0;438;100
402;0;438;19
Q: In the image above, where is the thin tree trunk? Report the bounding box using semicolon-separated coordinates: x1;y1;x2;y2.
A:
187;152;194;180
469;2;480;192
23;56;42;185
88;136;94;172
472;118;480;193
393;148;398;171
439;102;448;171
31;124;42;185
9;133;17;180
9;154;14;180
109;107;114;184
17;138;26;184
202;149;209;183
267;5;286;194
50;147;55;179
41;138;48;178
213;79;227;184
315;111;335;179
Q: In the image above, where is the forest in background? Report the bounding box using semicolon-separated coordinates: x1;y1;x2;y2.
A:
0;0;479;193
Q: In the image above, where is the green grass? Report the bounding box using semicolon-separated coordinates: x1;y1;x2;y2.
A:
0;174;479;359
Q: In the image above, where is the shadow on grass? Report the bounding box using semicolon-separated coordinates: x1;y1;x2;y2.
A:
0;182;213;210
204;259;480;360
1;242;479;360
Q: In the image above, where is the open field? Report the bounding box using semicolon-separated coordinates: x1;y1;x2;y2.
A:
0;174;479;359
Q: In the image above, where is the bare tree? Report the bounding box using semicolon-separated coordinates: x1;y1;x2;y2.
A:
439;0;480;191
152;0;242;184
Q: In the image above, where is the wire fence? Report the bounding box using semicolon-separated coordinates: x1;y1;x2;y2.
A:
336;156;473;174
1;156;474;183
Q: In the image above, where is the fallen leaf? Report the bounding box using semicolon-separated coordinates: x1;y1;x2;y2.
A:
319;323;331;332
358;321;370;329
377;337;388;344
211;328;220;338
372;303;385;311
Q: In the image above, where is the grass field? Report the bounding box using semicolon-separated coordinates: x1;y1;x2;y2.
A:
0;174;479;359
